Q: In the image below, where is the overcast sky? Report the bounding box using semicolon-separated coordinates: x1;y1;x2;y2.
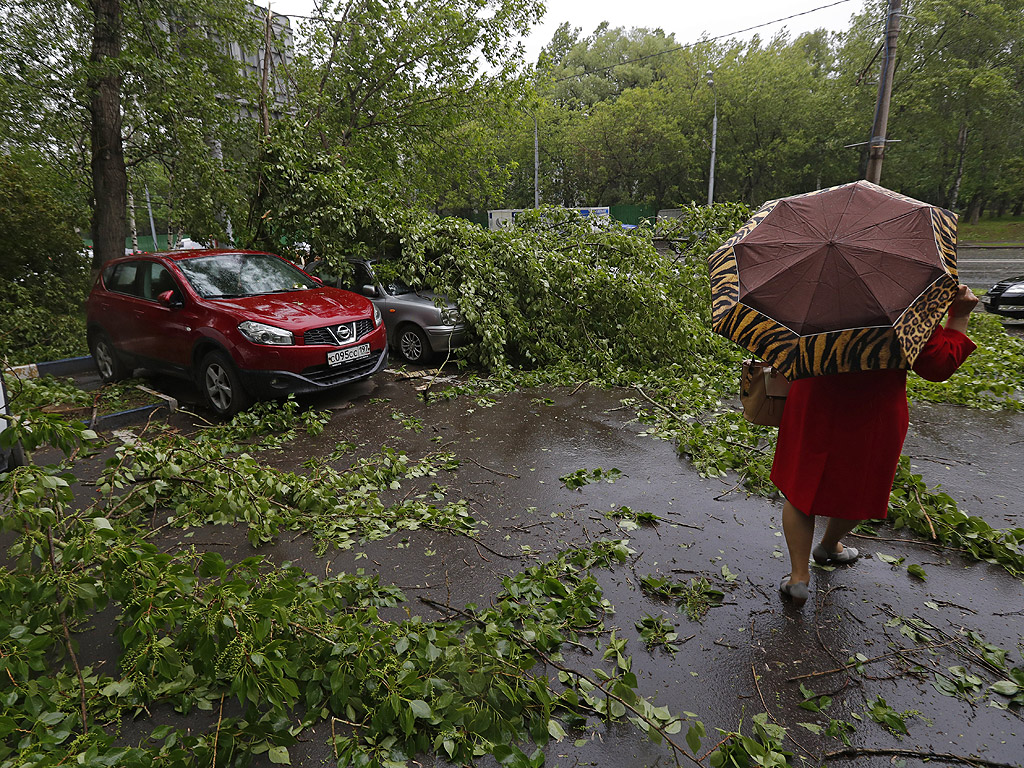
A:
271;0;865;61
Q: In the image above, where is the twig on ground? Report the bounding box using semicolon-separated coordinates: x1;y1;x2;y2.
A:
786;639;958;682
464;455;520;478
470;536;518;560
570;380;592;396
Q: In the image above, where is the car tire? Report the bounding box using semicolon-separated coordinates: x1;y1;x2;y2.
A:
397;324;432;364
199;351;252;418
91;332;128;383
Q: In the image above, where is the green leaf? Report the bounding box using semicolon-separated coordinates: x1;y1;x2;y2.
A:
409;699;432;718
907;564;928;581
686;721;705;753
546;719;567;742
990;680;1020;696
268;746;291;764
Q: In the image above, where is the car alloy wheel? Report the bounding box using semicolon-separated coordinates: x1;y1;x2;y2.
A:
398;325;431;363
200;351;251;417
91;333;127;382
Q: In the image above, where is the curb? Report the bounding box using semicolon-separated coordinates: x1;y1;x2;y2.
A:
92;401;176;430
7;356;180;429
8;356;94;379
959;244;1024;249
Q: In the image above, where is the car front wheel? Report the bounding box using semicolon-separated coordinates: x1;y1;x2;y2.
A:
91;332;128;383
199;351;252;418
397;324;432;364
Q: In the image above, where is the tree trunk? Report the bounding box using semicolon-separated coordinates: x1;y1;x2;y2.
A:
88;0;127;269
948;122;968;211
967;194;985;225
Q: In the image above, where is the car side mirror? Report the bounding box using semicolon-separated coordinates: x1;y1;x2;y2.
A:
157;289;183;308
361;284;378;297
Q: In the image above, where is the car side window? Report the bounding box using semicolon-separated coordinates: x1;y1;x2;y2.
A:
143;263;178;301
106;262;141;295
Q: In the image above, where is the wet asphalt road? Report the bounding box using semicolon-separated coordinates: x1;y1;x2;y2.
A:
52;357;1024;768
958;245;1024;291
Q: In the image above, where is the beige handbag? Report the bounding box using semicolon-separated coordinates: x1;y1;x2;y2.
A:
740;360;791;427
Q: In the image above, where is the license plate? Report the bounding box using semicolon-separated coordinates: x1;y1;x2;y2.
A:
327;343;370;366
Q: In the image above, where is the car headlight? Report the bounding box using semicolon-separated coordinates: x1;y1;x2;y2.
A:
238;320;294;345
441;308;462;325
373;304;382;326
1002;284;1024;297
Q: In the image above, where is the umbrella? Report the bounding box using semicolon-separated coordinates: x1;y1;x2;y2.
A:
708;180;959;380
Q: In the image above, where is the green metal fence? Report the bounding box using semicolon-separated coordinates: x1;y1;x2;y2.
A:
609;204;657;226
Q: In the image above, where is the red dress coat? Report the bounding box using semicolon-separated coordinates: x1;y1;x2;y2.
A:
770;326;977;520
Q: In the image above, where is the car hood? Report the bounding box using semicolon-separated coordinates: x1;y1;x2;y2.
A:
212;288;371;331
390;289;455;309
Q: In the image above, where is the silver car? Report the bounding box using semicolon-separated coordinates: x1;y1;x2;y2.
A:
314;258;467;364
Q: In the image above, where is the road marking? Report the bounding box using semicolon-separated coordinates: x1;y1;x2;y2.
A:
958;259;1024;263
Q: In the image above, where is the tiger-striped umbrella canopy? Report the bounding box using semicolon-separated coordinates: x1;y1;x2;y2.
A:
708;180;959;380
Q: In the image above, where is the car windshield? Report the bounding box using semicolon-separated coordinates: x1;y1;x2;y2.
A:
177;253;315;298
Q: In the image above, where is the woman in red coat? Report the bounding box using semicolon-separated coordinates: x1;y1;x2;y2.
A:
773;285;979;607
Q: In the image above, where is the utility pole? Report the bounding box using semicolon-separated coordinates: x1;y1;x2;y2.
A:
706;70;718;206
865;0;901;184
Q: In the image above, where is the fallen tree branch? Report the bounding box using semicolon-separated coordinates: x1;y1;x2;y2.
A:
786;639;958;682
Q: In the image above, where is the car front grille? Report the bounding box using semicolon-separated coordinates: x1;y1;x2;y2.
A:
302;349;384;385
304;318;375;345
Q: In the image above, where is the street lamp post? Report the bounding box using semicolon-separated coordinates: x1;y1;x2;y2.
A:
707;70;718;206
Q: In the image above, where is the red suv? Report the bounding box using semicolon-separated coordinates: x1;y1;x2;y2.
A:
86;249;388;416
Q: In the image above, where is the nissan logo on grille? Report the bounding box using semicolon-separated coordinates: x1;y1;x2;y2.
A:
335;324;353;341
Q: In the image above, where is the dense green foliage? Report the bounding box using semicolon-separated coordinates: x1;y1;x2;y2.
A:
0;0;259;247
0;156;90;363
465;0;1024;220
7;0;1024;256
394;204;748;375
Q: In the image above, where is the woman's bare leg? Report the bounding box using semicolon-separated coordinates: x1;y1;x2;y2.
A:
782;499;814;585
818;517;860;555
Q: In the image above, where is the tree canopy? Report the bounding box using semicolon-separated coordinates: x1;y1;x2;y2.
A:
2;0;1023;264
